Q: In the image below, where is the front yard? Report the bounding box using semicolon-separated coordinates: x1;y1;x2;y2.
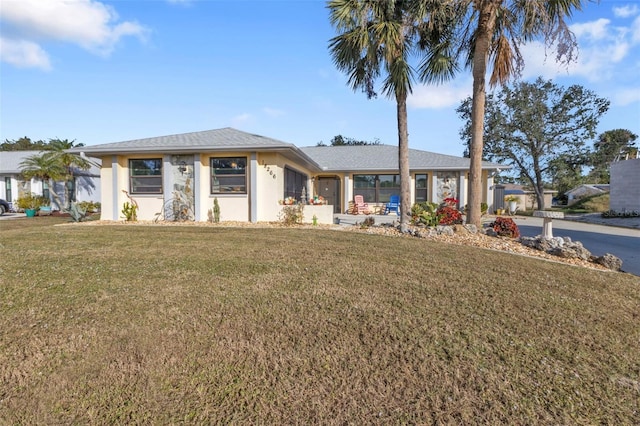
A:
1;218;639;423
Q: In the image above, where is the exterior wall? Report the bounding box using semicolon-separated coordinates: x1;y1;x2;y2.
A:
196;152;250;222
255;152;318;222
610;159;640;211
93;150;502;222
255;152;284;222
99;158;115;220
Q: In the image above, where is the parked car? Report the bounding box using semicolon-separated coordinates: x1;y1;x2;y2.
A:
0;199;10;215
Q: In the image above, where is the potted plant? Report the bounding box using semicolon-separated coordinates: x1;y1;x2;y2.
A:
15;193;47;217
504;195;519;215
38;197;52;216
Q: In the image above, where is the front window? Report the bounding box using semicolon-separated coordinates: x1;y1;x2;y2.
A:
211;157;246;193
415;174;428;203
129;159;162;194
353;174;400;203
284;167;307;201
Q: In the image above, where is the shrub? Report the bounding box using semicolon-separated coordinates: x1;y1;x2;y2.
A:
491;217;520;238
411;202;441;226
15;193;48;211
121;202;138;222
279;204;304;226
359;216;375;228
437;206;463;225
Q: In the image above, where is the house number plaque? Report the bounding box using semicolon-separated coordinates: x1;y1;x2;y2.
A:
260;160;277;179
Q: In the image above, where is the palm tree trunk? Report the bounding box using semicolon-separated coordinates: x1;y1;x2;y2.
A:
48;178;64;210
467;1;500;228
397;94;411;233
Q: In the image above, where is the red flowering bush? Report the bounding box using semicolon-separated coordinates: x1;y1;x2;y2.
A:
437;206;463;225
491;217;520;238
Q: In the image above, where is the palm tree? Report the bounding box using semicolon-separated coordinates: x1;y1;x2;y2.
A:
328;0;456;232
19;153;66;209
450;0;584;227
44;139;95;209
19;139;96;210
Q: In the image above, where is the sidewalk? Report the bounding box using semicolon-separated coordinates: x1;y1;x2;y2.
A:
562;212;640;229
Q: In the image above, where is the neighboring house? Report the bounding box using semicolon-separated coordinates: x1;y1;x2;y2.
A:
495;183;555;210
71;128;507;223
565;184;610;205
0;151;101;210
610;158;640;212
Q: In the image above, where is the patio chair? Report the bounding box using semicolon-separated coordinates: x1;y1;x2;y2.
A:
354;195;370;214
384;195;400;215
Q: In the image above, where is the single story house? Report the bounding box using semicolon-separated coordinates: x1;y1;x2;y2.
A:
71;128;507;223
565;184;610;205
494;183;555;210
0;150;101;210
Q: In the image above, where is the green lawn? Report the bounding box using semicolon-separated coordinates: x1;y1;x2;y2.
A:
1;217;639;424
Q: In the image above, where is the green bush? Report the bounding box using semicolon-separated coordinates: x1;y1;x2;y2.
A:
15;193;49;211
411;202;441;227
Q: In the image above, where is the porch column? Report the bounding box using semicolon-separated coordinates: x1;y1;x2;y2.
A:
486;172;495;214
193;153;201;221
163;155;172;212
458;173;466;208
250;152;258;223
343;175;350;214
111;155;118;221
431;172;439;203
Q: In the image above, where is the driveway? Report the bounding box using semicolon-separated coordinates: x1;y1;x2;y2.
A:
512;215;640;276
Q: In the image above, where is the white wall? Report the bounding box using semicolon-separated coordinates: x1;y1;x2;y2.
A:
610;159;640;211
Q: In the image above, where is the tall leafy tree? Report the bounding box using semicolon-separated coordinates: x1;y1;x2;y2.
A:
316;134;381;146
328;0;456;231
447;0;586;227
1;137;48;151
457;77;609;209
588;129;638;183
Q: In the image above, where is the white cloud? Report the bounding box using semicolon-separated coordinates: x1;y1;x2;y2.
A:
0;37;51;70
613;4;639;18
407;80;471;109
613;87;640;106
0;0;148;69
518;15;639;83
633;15;640;43
231;113;252;126
263;107;285;118
570;18;611;41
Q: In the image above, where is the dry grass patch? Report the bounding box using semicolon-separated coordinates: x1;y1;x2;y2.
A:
1;218;639;424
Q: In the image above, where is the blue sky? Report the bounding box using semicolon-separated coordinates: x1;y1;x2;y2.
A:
1;0;639;156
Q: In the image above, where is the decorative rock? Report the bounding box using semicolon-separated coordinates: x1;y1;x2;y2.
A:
594;253;623;271
436;225;454;236
464;224;478;234
548;241;591;261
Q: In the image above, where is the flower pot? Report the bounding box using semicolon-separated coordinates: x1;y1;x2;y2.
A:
25;208;37;217
508;201;517;214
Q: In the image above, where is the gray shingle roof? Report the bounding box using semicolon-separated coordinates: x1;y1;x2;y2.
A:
300;144;504;171
72;128;297;155
0;151;101;175
69;127;506;172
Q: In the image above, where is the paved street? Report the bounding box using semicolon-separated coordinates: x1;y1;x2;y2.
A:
513;216;640;276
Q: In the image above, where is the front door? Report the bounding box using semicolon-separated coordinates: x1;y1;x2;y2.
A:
317;177;341;213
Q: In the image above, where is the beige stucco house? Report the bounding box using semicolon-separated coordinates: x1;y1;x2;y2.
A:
72;128;507;223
